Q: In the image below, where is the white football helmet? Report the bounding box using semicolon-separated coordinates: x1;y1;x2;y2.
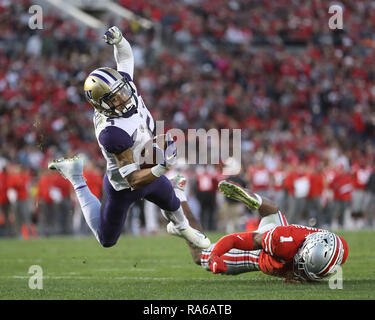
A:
293;232;346;281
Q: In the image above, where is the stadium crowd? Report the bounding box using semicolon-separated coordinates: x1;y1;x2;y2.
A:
1;0;375;239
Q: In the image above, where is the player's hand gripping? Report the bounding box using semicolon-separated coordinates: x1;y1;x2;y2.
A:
154;133;177;170
103;26;123;45
208;254;228;274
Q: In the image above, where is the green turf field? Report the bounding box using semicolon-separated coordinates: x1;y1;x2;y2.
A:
0;230;374;300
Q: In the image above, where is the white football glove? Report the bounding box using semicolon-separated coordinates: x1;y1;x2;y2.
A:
150;133;177;177
153;133;177;170
103;26;123;45
162;133;177;170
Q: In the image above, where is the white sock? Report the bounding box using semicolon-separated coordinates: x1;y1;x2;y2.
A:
163;205;189;231
73;181;101;243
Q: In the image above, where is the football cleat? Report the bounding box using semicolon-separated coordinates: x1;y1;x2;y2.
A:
169;174;187;192
218;180;261;210
48;156;84;181
167;222;210;249
166;221;181;237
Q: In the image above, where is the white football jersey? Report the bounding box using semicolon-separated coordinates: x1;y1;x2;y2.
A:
93;92;155;191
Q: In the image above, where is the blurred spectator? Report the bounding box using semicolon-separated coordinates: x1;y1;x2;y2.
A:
6;163;34;239
217;173;246;233
270;161;287;212
329;167;354;229
365;171;375;227
287;162;310;225
351;159;373;221
246;158;271;199
53;173;73;235
36;169;59;236
0;163;11;237
306;162;325;227
195;165;218;231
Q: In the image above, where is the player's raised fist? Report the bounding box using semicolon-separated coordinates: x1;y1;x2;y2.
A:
103;26;123;45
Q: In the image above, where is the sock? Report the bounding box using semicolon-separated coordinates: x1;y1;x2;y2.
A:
163;205;189;231
211;232;254;257
74;184;101;242
70;175;87;190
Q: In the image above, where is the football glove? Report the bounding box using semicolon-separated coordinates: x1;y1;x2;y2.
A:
154;133;177;170
208;254;228;274
163;133;177;169
150;133;177;177
103;26;123;45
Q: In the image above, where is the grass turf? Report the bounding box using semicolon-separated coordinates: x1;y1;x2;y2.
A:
0;230;374;300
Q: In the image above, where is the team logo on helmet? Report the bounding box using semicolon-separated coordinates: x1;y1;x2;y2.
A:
83;67;138;117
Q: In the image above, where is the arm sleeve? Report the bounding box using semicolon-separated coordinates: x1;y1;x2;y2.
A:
114;38;134;79
99;126;134;154
211;232;254;257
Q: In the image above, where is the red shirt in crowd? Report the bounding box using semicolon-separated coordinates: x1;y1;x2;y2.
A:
52;174;71;198
284;170;300;196
84;169;103;199
329;172;354;201
308;172;324;198
196;169;218;193
6;171;30;201
247;166;270;191
37;172;56;204
272;168;285;191
0;171;8;205
352;166;373;190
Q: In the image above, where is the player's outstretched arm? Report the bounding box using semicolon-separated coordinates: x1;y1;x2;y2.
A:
218;180;279;217
208;231;263;273
104;26;134;79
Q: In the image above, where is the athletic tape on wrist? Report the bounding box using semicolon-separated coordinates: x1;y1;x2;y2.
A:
151;164;167;177
118;163;139;178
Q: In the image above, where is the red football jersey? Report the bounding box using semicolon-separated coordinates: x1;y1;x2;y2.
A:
262;224;327;262
259;225;326;278
258;225;348;279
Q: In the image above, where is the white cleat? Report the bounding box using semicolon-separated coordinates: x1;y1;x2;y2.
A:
167;222;211;249
167;221;182;237
48;156;84;181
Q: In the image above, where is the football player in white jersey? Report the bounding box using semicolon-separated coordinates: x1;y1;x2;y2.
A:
48;26;210;249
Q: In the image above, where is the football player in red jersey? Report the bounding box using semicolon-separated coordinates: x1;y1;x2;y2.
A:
199;180;349;282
